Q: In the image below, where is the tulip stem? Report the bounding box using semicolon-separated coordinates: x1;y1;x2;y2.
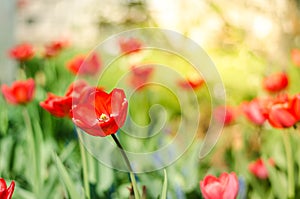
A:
78;133;91;199
283;132;295;199
22;108;40;198
111;134;140;199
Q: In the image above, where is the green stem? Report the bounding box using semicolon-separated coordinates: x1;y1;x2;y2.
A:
111;134;140;199
22;108;40;197
78;133;91;199
282;132;295;199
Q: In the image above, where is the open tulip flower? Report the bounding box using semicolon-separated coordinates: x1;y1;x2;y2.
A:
262;72;288;93
71;88;128;137
9;43;35;61
200;172;239;199
40;80;91;118
0;178;15;199
1;78;35;105
40;93;73;118
265;94;298;128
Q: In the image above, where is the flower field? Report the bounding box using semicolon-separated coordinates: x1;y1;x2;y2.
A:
1;1;300;199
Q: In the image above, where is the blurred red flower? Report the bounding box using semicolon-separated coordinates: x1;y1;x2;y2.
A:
129;65;154;90
265;94;297;128
119;37;142;54
291;94;300;121
44;39;69;58
291;49;300;67
40;93;73;118
9;43;35;61
71;88;128;136
66;53;101;75
200;172;239;199
1;79;35;105
214;106;236;126
263;72;288;93
248;158;275;179
40;80;91;118
242;98;267;125
0;178;15;199
178;73;204;90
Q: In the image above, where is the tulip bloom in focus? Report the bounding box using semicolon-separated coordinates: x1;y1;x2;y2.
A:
129;65;154;90
200;172;239;199
119;37;142;54
67;53;101;75
248;158;274;179
214;106;236;126
242;98;267;125
0;178;15;199
263;72;288;93
1;79;35;105
291;49;300;67
72;88;128;136
9;43;35;61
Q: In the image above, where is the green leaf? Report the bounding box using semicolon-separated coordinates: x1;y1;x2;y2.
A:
53;153;82;199
160;169;168;199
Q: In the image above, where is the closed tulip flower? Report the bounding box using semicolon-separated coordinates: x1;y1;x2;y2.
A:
242;98;267;125
291;49;300;67
40;93;73;118
178;73;204;90
248;158;274;179
129;65;154;90
0;178;15;199
71;88;128;137
67;53;101;75
200;172;239;199
1;79;35;105
263;72;288;93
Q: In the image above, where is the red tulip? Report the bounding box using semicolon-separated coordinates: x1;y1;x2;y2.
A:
129;65;154;90
40;81;92;118
9;43;35;61
200;172;239;199
1;79;35;105
0;178;15;199
265;95;297;128
40;93;73;118
71;88;128;136
44;39;69;58
248;158;274;179
242;98;267;125
67;53;101;75
178;73;204;90
214;106;236;126
291;49;300;67
119;37;142;54
263;72;288;92
290;94;300;121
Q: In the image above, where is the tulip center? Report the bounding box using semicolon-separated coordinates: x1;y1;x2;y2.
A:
98;113;109;122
